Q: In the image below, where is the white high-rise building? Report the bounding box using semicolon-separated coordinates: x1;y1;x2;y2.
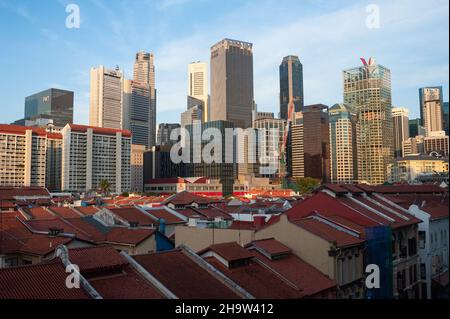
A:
61;124;131;193
419;87;443;136
0;124;62;190
89;66;124;130
188;61;209;122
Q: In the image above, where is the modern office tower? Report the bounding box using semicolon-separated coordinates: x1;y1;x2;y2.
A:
130;144;145;193
185;120;236;195
181;105;203;128
279;55;304;120
424;131;449;157
387;155;449;184
24;88;74;127
252;117;286;178
290;112;304;179
392;107;410;158
123;79;152;148
89;66;124;130
402;136;425;157
343;58;393;184
157;123;180;146
0;124;62;190
134;51;157;148
143;145;186;182
255;112;274;120
188;62;209;122
409;118;426;138
329;104;358;183
419;86;443;135
443;102;449;136
301;104;330;182
210;39;254;128
61;124;131;193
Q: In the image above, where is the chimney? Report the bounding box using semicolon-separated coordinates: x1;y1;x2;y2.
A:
253;215;266;230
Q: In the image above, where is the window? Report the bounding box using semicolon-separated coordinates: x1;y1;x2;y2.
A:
408;238;417;256
420;263;426;280
419;231;426;249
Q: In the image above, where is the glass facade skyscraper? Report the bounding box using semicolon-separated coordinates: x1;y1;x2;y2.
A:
279;55;304;119
210;39;254;129
24;88;74;127
343;59;393;184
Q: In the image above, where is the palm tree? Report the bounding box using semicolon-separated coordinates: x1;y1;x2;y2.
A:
99;180;111;196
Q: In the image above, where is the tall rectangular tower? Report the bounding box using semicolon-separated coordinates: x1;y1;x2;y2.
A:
89;66;124;130
392;107;410;158
279;55;304;119
343;58;393;184
188;61;209;122
419;86;444;136
210;39;254;128
134;52;157;148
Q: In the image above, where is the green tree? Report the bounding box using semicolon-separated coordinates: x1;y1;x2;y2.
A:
294;177;321;194
99;180;111;196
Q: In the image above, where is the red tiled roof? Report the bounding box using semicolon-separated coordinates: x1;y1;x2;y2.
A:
0;124;62;139
291;218;365;247
0;261;90;299
73;206;100;216
23;207;54;219
68;245;128;274
287;192;378;227
48;207;83;218
250;238;291;257
0;200;15;208
133;250;241;299
164;191;218;206
229;221;257;230
421;202;449;220
370;184;447;194
201;242;254;262
89;264;164;299
109;207;156;226
145;208;186;224
0;186;50;199
68;123;132;138
190;207;233;220
249;246;336;297
205;256;304;299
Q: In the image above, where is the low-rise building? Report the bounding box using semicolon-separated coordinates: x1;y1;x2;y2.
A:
387;155;449;183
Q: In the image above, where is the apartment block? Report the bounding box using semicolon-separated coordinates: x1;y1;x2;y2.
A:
0;124;62;190
61;124;131;193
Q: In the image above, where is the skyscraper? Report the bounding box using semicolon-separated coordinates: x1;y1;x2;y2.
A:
210;39;254;128
392;107;410;158
181;105;203;128
329;103;357;183
24;88;74;127
157;123;180;146
134;51;157;148
302;104;330;182
279;55;304;119
419;86;443;136
343;58;393;184
123;79;152;148
409;118;426;138
290;112;304;179
89;66;124;130
188;62;209;122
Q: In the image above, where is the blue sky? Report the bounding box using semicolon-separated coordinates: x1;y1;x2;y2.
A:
0;0;448;125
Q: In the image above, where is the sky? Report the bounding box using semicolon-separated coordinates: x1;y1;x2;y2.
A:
0;0;448;126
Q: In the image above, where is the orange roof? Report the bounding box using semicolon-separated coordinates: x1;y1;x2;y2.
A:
68;124;131;138
0;124;62;139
